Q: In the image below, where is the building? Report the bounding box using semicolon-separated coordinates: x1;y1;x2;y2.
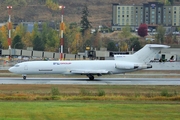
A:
112;2;180;32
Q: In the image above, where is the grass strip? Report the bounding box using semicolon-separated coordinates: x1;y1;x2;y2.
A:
0;101;179;120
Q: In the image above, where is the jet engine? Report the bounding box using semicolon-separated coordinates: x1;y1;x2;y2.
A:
115;63;152;70
115;63;137;70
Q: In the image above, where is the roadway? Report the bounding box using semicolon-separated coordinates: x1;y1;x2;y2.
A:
0;77;180;85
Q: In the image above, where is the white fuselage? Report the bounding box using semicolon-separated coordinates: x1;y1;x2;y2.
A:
9;60;140;75
8;44;169;80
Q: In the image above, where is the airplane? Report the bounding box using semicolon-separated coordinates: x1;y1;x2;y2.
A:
8;44;169;80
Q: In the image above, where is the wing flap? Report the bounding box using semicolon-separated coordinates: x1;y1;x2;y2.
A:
70;70;110;74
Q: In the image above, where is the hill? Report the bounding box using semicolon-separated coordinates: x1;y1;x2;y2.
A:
0;0;155;28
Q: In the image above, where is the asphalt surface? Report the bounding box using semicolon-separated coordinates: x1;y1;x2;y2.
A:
0;77;180;85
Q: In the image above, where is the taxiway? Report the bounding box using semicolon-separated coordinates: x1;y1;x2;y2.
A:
0;77;180;85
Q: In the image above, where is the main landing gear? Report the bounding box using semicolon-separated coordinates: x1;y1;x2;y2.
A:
87;74;94;80
22;75;26;80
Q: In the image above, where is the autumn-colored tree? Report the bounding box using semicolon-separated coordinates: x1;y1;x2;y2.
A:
0;25;8;49
138;23;148;38
12;24;26;48
22;32;33;47
70;32;82;54
14;24;26;37
119;41;128;51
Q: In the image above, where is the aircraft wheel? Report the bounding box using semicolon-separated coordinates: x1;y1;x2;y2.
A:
23;76;26;80
89;76;94;80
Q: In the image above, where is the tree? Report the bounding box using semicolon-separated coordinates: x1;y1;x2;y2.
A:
138;24;148;38
33;36;44;51
45;0;59;10
22;32;33;48
41;22;48;43
64;24;74;53
12;35;23;49
0;25;8;49
118;25;131;40
4;0;27;6
163;0;171;5
107;41;118;51
13;23;26;41
0;41;2;49
64;23;82;53
32;23;40;40
119;41;128;51
168;0;174;5
45;28;59;52
165;34;173;44
155;25;165;44
92;32;101;50
81;29;92;51
32;23;43;50
80;4;91;35
70;32;82;54
173;34;178;44
129;37;141;51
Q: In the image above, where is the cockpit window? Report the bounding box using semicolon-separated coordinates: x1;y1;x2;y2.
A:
15;65;20;67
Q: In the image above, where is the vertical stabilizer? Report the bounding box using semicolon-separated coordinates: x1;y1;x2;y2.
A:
114;44;170;63
133;44;170;63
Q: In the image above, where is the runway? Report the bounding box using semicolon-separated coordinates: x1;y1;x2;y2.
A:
0;77;180;85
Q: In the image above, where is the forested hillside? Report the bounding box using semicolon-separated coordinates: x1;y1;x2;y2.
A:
0;0;157;27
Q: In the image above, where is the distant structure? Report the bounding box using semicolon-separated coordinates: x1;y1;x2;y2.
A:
7;6;12;49
59;5;65;60
112;2;180;32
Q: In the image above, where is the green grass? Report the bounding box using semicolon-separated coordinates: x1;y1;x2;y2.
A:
0;84;180;119
0;101;179;120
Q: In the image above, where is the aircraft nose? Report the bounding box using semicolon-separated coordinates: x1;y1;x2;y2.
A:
8;67;15;73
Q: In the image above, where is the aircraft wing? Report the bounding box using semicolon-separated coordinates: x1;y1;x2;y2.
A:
70;69;111;75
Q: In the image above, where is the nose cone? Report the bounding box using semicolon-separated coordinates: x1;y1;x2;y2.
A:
8;67;15;73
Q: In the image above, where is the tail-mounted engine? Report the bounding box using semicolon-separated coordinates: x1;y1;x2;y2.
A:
115;63;152;70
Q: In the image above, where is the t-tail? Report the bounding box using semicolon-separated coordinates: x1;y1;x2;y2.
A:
114;44;170;64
